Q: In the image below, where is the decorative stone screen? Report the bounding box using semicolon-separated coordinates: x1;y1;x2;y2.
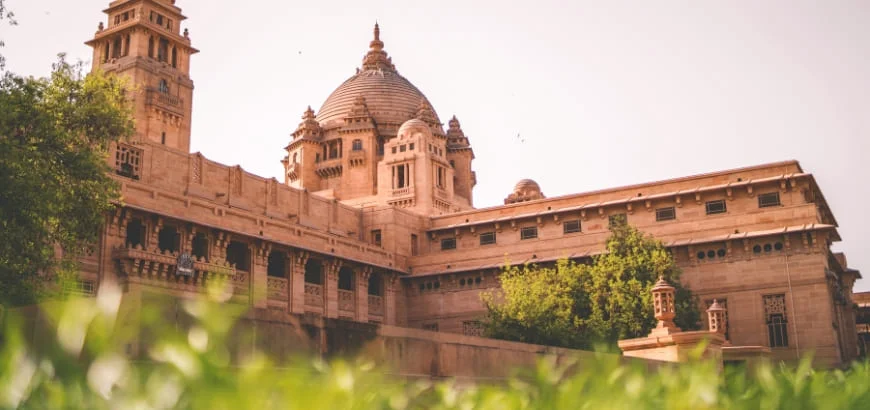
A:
763;294;789;348
114;143;142;180
463;320;484;337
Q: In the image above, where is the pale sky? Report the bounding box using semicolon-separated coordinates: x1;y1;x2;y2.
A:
3;0;868;291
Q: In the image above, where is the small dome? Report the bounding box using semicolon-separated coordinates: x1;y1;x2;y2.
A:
397;118;432;139
505;179;545;204
514;179;541;192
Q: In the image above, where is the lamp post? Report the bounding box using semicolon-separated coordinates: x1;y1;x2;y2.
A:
707;299;729;344
651;276;680;333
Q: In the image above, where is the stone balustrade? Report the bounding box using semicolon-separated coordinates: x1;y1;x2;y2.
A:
305;283;323;307
267;276;288;300
112;244;245;294
368;295;384;317
338;290;355;313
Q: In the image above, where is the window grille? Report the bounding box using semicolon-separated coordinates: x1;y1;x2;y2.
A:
441;237;456;250
423;323;439;332
115;143;142;180
463;320;484;337
656;207;676;222
352;139;363;151
563;220;581;234
479;232;496;245
520;226;538;240
706;199;727;215
758;192;781;208
763;294;789;347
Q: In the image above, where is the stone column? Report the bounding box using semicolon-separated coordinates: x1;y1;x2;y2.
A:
250;242;270;309
356;267;372;322
323;259;342;319
289;251;309;314
385;273;399;325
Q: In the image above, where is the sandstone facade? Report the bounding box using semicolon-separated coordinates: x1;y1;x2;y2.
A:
78;0;862;367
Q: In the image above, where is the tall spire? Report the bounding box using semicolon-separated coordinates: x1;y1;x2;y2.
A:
361;22;396;72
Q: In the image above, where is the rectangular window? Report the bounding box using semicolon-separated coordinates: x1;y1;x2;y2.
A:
520;226;538;240
409;143;415;151
400;145;407;152
115;143;142;180
763;294;789;348
371;230;382;247
758;192;781;208
410;234;418;256
156;14;164;26
393;164;409;189
441;237;456;250
423;323;439;332
391;146;397;154
479;232;496;245
609;213;627;227
705;199;727;215
656;207;676;222
563;219;581;234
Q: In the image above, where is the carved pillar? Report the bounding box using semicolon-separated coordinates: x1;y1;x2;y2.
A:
356;267;372;322
289;251;309;314
323;259;342;318
385;273;399;325
212;232;230;263
251;242;271;309
148;216;163;252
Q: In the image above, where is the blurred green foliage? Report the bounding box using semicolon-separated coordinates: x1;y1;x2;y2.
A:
483;222;700;350
1;282;868;409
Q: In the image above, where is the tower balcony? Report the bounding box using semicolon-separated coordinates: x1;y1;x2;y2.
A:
315;158;343;178
145;88;185;116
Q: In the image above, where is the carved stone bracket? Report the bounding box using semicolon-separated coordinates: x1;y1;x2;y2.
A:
324;258;343;281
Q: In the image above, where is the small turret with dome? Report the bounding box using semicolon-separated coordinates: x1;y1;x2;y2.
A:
505;179;545;204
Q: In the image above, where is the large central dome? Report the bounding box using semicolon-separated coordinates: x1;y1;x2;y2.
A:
316;24;441;131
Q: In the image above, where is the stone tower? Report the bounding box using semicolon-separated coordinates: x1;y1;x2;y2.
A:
86;0;198;153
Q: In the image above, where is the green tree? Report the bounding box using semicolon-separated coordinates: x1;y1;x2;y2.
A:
0;0;16;70
0;57;134;305
483;222;701;350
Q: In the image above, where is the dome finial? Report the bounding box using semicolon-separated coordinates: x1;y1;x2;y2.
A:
374;21;380;41
362;22;394;71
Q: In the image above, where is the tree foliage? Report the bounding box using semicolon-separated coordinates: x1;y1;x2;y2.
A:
483;222;701;350
0;57;134;305
0;0;16;70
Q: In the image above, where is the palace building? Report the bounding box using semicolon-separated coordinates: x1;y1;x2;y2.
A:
82;0;861;366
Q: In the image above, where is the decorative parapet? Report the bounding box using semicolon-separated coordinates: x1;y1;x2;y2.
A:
315;158;343;178
267;277;288;301
368;295;384;317
112;245;246;295
338;290;355;313
305;283;323;307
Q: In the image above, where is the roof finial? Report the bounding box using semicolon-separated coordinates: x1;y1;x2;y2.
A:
374;21;380;41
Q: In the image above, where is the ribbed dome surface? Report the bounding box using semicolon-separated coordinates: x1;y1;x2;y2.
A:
316;24;441;131
317;70;439;129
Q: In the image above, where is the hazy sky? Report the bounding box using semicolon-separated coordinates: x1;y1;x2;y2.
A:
3;1;868;290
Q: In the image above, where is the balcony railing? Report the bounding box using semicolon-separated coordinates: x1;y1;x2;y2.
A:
145;88;184;116
315;158;343;178
267;277;288;300
338;290;355;313
304;283;323;307
392;187;411;197
368;295;384;316
112;244;246;294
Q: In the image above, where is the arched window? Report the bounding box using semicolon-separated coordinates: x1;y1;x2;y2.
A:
112;36;122;58
352;139;363;151
157;226;179;254
226;241;250;271
292;153;298;164
158;79;169;94
338;267;354;291
267;251;286;278
368;272;382;296
191;232;208;261
125;219;145;248
305;259;322;284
